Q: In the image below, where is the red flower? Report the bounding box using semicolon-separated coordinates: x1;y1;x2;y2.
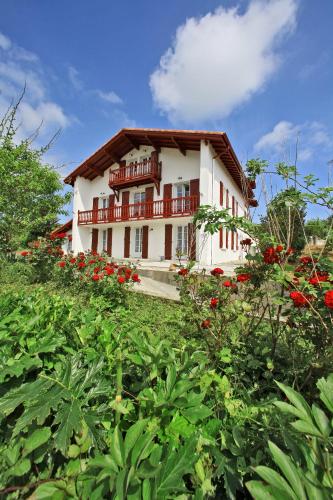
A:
276;245;284;252
88;259;97;265
292;277;300;285
94;266;101;273
300;256;314;265
210;297;219;309
118;276;125;284
223;280;232;287
105;267;114;276
58;261;66;268
70;258;76;264
20;251;29;256
308;274;328;286
286;247;294;255
237;273;251;282
92;274;100;281
201;319;211;329
211;267;224;276
263;246;280;264
178;268;189;276
77;261;86;269
324;290;333;309
290;291;312;308
132;273;141;283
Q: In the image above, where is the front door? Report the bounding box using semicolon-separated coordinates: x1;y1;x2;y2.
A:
133;227;143;258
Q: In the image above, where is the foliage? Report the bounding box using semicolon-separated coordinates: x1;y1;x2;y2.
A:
305;216;333;250
0;97;71;255
247;375;333;499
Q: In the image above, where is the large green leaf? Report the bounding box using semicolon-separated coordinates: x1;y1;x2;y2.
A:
22;427;51;456
268;442;307;500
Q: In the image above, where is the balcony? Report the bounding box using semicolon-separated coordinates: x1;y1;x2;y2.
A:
78;195;198;225
109;158;161;193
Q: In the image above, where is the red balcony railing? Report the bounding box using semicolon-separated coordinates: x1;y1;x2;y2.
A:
109;158;161;189
78;195;198;225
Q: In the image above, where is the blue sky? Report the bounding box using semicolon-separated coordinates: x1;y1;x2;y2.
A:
0;0;332;220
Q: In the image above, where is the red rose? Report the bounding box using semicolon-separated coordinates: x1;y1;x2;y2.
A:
178;268;189;276
88;259;96;265
290;291;312;308
223;280;232;287
94;266;101;273
276;245;284;252
237;273;251;282
240;238;252;246
92;274;100;281
20;251;29;256
210;297;219;309
263;246;280;264
70;258;76;264
77;262;86;269
118;276;125;284
201;319;211;329
211;267;224;276
300;256;312;265
324;290;333;309
58;261;66;268
132;273;141;283
286;247;294;255
105;267;114;275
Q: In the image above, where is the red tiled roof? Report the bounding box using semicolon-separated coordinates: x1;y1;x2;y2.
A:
50;219;72;236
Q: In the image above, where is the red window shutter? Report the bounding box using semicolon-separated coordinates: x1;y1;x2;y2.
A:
220;182;224;206
108;194;115;223
92;197;99;224
163;184;172;217
226;230;229;249
91;228;99;252
145;186;154;218
107;228;112;256
142;225;149;259
226;189;229;209
124;227;130;258
236;201;239;217
219;227;223;249
165;224;172;259
190;178;200;212
231;231;235;250
122;191;130;220
236;231;239;251
232;196;235;216
188;223;196;260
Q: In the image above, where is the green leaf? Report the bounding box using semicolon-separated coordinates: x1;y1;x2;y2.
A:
317;374;333;413
110;426;125;468
54;399;81;454
291;419;323;438
32;480;67;499
311;404;330;439
22;427;51;456
275;381;313;423
181;404;212;424
268;442;306;500
142;478;152;500
254;466;297;499
8;458;31;477
246;480;291;500
156;437;197;497
124;419;148;460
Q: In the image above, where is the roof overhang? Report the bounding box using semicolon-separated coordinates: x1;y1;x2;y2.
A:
50;219;73;236
64;128;255;199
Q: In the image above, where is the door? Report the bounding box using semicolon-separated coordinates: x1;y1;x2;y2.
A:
133;227;143;257
133;191;145;217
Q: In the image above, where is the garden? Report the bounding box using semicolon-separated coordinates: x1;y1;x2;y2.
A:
0;108;333;498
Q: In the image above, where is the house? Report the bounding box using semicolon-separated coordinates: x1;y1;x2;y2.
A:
64;128;256;265
50;220;73;253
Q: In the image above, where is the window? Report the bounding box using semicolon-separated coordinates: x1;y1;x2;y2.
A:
220;182;224;206
133;191;146;216
101;198;108;209
135;227;143;254
102;230;107;253
176;183;190;212
176;225;188;255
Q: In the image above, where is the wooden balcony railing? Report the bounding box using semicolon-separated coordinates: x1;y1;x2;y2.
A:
109;158;161;189
78;195;198;225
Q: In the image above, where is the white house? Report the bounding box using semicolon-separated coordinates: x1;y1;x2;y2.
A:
63;128;257;265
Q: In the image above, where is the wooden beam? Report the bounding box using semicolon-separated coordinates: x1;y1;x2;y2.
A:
86;162;103;176
144;135;160;153
104;148;120;164
171;136;186;156
124;134;139;150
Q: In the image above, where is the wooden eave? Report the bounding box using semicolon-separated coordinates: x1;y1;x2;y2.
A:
64;128;255;199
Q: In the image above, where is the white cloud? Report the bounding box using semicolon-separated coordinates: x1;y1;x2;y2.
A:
68;65;83;91
255;120;332;161
0;31;71;141
150;0;298;123
67;65;123;105
96;90;123;104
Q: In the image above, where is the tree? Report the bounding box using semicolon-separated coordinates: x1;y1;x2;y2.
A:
260;187;307;253
0;98;71;254
305;216;333;250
